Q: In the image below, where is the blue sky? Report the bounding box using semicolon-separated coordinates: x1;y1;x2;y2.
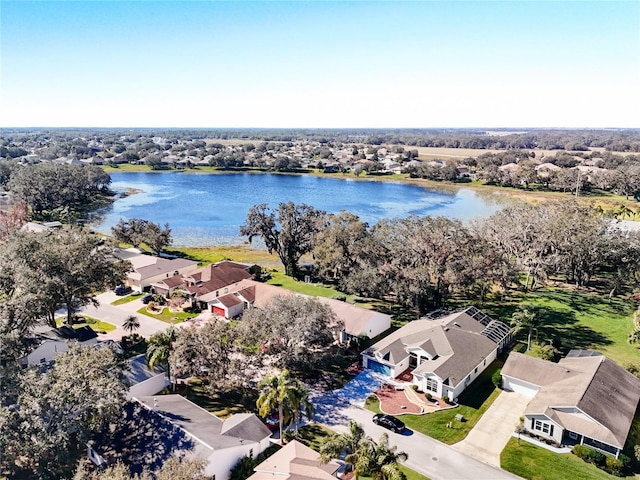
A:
1;1;638;128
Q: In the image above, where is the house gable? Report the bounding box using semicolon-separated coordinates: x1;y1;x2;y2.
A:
505;350;640;452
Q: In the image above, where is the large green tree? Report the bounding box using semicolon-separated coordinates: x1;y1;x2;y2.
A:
7;163;112;220
0;228;130;327
240;202;326;277
111;218;173;255
320;422;407;480
0;345;126;480
73;457;208;480
238;295;343;369
313;211;370;288
170;319;238;392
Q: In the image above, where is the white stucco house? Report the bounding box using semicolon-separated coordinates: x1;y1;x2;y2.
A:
361;307;511;401
502;350;640;458
114;249;199;293
89;395;272;480
21;325;99;367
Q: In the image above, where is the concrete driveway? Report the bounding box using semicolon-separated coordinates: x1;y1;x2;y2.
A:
81;292;171;340
311;370;387;425
453;390;531;467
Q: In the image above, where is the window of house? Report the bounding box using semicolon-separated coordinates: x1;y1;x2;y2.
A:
534;419;553;436
425;378;438;392
474;367;478;374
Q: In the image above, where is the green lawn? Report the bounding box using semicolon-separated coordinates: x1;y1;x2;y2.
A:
467;286;638;367
182;378;258;419
136;306;197;324
111;292;143;305
267;271;348;299
168;245;281;266
56;316;116;333
295;424;431;480
501;437;633;480
366;361;503;444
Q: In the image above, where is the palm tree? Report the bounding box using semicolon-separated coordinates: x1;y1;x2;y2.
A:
320;421;375;480
256;369;302;444
363;433;408;480
287;382;314;433
146;327;177;391
122;315;140;335
510;307;539;351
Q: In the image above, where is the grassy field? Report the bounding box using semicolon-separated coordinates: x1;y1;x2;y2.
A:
111;292;143;305
168;245;281;267
267;270;348;298
500;437;632;480
366;361;503;444
295;424;431;480
463;286;638;368
136;306;197;324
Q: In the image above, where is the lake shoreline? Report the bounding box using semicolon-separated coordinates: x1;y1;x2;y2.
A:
103;165;638;209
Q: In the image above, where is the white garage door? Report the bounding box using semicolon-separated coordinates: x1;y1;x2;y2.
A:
502;376;537;397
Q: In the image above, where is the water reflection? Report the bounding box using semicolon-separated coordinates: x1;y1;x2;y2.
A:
92;172;505;246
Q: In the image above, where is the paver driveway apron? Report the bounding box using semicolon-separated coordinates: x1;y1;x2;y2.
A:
453;390;531;467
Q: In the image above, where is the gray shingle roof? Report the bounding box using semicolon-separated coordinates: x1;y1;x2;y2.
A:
504;351;640;449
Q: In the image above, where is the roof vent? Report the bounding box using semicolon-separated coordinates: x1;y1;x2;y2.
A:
444;327;450;331
453;322;461;328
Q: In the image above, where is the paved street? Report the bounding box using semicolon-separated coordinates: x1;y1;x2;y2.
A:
332;406;520;480
311;372;520;480
453;390;530;467
81;292;170;339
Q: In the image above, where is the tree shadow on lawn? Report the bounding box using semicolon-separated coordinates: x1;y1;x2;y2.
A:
182;379;259;419
480;289;617;354
457;361;503;410
533;305;613;353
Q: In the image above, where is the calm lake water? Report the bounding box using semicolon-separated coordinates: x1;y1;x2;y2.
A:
92;172;504;246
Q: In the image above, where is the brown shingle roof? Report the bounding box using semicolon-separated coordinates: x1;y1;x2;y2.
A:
217;293;243;308
187;261;252;296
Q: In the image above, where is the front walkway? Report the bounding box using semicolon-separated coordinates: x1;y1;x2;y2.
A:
453;390;531;467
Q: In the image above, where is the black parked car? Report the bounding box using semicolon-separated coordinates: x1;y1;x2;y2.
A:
372;413;405;433
114;285;132;296
142;294;154;304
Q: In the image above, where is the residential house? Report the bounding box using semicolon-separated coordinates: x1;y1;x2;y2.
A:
183;260;254;310
248;440;340;480
206;279;391;341
88;395;272;480
116;252;199;292
361;307;511;401
124;354;168;400
21;325;99;367
501;350;640;458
